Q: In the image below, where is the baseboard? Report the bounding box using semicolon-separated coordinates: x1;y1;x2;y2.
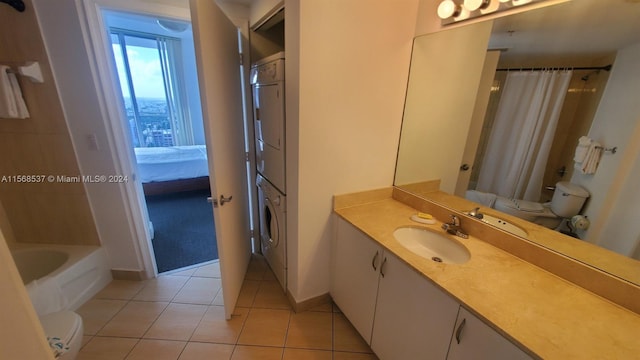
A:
286;291;332;313
111;269;147;281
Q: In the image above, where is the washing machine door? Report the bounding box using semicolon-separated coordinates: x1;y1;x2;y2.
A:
258;187;280;251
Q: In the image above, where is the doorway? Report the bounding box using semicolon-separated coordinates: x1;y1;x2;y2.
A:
104;10;218;273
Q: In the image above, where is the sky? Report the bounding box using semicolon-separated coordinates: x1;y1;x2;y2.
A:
112;42;167;100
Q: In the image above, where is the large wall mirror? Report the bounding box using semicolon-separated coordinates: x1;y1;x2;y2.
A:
395;0;640;286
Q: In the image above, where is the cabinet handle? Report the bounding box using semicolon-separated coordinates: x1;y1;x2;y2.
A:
380;257;387;278
371;251;379;271
455;318;466;344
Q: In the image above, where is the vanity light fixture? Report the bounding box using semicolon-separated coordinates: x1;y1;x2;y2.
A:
438;0;555;25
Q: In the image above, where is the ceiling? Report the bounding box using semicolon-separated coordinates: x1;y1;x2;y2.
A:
489;0;640;58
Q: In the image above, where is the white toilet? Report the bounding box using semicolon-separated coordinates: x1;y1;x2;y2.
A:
493;181;590;229
40;311;84;360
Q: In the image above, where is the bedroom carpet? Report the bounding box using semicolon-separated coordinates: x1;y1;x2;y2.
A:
145;189;218;273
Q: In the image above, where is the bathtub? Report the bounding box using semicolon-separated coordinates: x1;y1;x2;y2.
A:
10;244;112;316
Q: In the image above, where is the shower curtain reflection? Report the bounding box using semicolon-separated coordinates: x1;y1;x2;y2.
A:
475;70;573;201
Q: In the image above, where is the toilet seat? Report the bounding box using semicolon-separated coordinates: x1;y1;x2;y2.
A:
40;311;83;359
505;198;544;213
494;197;557;221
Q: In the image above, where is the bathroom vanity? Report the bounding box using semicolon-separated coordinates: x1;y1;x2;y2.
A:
331;187;640;359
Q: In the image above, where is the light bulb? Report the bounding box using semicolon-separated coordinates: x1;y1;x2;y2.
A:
464;0;491;11
437;0;462;19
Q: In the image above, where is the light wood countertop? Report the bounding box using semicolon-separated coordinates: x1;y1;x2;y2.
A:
334;192;640;359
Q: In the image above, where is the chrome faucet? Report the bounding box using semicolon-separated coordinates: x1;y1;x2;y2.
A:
468;207;484;220
442;215;469;239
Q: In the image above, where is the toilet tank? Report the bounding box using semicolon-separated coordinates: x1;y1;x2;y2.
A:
550;182;590;218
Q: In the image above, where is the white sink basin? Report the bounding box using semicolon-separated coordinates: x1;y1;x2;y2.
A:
393;227;470;264
477;214;528;238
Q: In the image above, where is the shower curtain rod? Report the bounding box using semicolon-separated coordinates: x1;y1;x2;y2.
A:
496;64;612;72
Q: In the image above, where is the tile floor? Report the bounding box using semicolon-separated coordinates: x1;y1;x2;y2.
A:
76;254;378;360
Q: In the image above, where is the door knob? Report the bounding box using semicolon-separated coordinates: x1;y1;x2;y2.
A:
219;194;233;205
460;163;470;171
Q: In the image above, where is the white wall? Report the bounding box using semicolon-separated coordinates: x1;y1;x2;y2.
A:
571;41;640;258
33;0;153;273
286;0;420;302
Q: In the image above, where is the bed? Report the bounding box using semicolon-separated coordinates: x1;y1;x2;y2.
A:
134;145;210;195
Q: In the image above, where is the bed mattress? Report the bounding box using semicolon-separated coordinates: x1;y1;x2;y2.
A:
134;145;209;183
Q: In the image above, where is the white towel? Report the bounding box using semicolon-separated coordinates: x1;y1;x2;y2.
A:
574;141;602;175
0;65;18;118
7;72;29;118
8;72;29;118
573;136;591;163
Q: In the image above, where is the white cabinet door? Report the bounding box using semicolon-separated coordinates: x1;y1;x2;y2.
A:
371;252;460;360
331;218;383;344
447;307;533;360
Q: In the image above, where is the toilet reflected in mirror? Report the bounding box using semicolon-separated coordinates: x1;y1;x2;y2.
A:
466;181;589;230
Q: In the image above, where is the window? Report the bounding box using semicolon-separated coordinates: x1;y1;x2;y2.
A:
111;29;193;147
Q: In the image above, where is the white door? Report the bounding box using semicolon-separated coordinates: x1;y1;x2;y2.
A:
190;0;251;319
454;51;501;196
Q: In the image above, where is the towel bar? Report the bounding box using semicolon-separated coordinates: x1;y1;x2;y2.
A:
595;146;617;154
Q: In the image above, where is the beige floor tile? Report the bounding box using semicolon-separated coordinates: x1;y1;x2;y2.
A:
178;342;234;360
285;311;333;350
244;255;268;280
76;299;127;335
191;305;248;343
308;302;333;313
212;288;225;306
252;280;291;310
231;345;283;360
81;335;93;348
236;280;260;307
333;352;379;360
134;275;189;302
99;301;168;338
173;276;222;305
192;262;220;278
125;339;186;360
237;308;291;347
262;268;277;282
94;280;147;300
170;268;197;277
144;303;208;341
333;313;372;353
282;348;332;360
77;336;138;360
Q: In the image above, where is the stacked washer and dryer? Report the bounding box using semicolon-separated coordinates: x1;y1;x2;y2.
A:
250;52;287;291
